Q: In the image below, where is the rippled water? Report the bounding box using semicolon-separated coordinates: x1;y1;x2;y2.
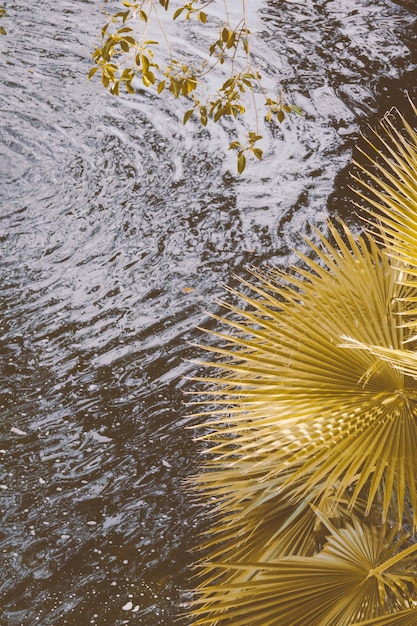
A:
1;1;416;624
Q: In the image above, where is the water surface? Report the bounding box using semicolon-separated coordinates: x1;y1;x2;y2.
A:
1;1;416;623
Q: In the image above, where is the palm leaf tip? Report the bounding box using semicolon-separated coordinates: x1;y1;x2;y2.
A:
352;97;417;276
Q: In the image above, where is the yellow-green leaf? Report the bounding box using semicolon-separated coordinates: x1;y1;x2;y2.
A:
183;109;194;124
237;152;246;174
173;7;184;20
88;66;99;80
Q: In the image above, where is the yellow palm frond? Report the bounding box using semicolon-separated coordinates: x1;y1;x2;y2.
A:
340;338;417;379
351;607;417;626
192;521;417;626
192;474;368;593
190;102;417;625
192;221;417;524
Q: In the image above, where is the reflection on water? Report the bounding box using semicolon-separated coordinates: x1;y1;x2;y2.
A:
0;0;416;623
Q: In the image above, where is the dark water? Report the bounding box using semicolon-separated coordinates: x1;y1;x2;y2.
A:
0;1;416;624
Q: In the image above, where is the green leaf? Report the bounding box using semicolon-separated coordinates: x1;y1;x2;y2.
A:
226;33;236;49
170;78;180;98
110;81;119;96
141;54;149;72
187;77;197;92
222;77;235;90
173;7;184;20
200;106;208;126
181;79;188;96
122;10;130;24
237;152;246;174
222;27;229;43
277;109;285;123
209;42;217;55
213;107;225;122
143;70;155;86
183;109;194;124
88;66;99;80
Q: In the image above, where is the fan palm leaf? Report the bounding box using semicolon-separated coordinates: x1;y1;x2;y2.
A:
192;471;368;591
192;221;417;524
192;520;417;626
190;103;417;624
